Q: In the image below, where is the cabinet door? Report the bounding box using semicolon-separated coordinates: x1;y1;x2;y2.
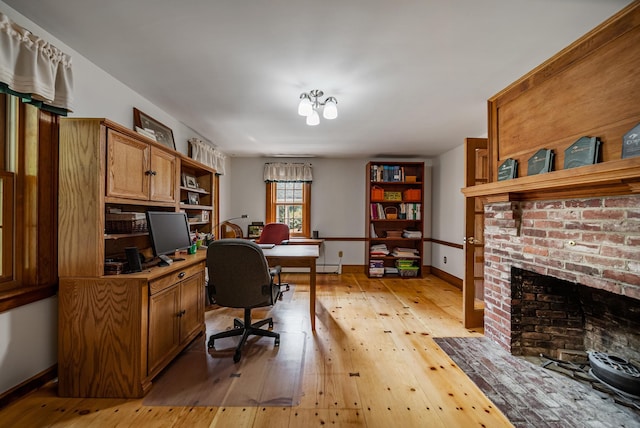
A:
148;284;181;375
179;271;205;342
150;147;177;202
106;129;150;200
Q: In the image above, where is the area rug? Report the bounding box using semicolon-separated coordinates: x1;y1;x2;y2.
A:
434;337;639;428
144;328;306;407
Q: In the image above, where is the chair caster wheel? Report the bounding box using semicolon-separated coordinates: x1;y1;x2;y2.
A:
233;351;241;363
274;338;280;347
269;321;274;329
207;341;214;349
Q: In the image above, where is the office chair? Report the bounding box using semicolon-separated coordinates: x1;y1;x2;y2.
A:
206;239;282;363
256;222;290;245
256;222;291;294
220;221;243;238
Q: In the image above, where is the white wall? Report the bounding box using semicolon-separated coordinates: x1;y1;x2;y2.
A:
0;1;213;396
228;157;433;268
431;144;465;279
0;0;461;397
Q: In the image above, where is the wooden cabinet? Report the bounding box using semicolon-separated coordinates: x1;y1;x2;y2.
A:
106;128;176;203
366;162;424;278
58;256;206;398
148;266;205;377
58;117;214;398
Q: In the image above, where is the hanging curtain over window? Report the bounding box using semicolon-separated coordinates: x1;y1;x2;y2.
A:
0;12;74;114
264;162;313;182
188;138;227;175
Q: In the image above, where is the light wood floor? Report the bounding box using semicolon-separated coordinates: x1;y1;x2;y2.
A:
0;273;513;427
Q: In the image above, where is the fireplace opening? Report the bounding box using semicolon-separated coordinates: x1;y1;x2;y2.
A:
510;267;640;365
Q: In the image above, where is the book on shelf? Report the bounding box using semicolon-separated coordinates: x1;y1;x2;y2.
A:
370;164;406;182
402;229;422;238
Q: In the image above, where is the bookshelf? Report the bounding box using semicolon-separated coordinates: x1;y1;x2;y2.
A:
366;162;424;278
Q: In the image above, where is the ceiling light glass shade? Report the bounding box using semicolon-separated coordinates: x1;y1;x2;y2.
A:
306;110;320;126
323;98;338;120
298;97;313;116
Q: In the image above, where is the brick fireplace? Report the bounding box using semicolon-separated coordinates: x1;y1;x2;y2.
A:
483;195;640;359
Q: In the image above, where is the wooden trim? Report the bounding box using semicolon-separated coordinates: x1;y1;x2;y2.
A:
431;238;463;250
0;364;57;409
0;284;57;313
462;156;640;200
431;266;462;290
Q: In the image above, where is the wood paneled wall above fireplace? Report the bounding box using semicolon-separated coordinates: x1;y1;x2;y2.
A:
463;1;640;202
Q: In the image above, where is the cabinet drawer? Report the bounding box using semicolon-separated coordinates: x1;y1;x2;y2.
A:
149;262;205;295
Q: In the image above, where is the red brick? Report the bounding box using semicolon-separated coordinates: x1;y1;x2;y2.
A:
548;230;581;240
604;195;640;208
523;210;548;220
583;209;626;220
565;221;602;231
622;285;640;300
534;201;563;210
601;246;640;260
534;220;564;229
603;270;640;286
524;246;549;257
565;198;602;208
582;232;625;245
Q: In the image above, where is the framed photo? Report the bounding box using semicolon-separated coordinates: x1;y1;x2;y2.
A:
133;108;176;150
182;173;198;189
187;192;200;205
248;224;264;239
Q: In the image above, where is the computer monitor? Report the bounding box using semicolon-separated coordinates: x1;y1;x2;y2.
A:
146;211;192;264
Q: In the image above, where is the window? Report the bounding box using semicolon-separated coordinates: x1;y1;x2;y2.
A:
0;94;58;312
266;181;311;237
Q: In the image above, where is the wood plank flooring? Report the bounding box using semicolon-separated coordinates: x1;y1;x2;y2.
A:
0;273;513;427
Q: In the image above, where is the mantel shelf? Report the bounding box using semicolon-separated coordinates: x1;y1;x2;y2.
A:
462;157;640;201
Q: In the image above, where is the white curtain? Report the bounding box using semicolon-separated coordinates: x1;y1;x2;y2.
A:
263;162;313;182
0;12;74;112
188;138;226;175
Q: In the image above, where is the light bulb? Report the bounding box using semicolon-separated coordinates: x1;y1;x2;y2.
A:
323;98;338;120
298;96;312;116
306;110;320;126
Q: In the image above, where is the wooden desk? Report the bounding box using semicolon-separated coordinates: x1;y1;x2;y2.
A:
262;244;320;331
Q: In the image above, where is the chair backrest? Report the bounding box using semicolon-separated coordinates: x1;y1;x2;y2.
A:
206;239;277;308
257;222;290;244
220;221;243;238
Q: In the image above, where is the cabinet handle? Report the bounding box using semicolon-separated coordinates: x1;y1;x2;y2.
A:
177;309;186;317
145;170;153;176
178;272;186;279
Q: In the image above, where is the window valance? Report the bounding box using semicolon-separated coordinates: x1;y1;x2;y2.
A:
264;162;313;182
0;12;73;114
188;138;226;175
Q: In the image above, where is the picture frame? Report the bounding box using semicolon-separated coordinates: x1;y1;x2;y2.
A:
187;192;200;205
182;173;198;189
133;108;176;150
248;224;264;239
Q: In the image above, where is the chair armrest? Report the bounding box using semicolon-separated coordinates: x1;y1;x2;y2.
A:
280;240;290;245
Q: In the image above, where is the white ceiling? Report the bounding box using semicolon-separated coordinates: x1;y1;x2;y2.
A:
4;0;632;158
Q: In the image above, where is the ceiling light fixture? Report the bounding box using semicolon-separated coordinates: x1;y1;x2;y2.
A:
298;89;338;126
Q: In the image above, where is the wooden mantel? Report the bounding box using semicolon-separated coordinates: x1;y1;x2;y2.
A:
462;156;640;202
